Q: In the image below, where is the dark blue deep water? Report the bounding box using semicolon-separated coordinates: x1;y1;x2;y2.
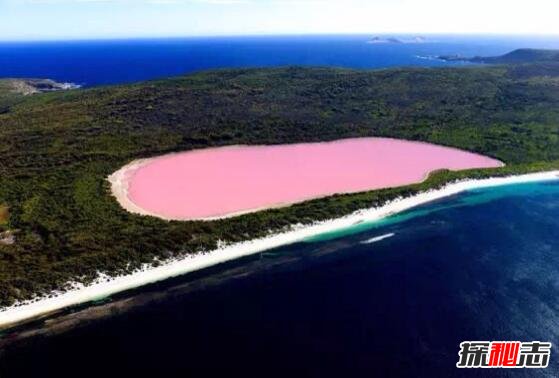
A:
1;181;559;377
1;35;559;86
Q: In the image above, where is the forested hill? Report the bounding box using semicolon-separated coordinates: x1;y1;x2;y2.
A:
472;48;559;64
1;62;559;307
438;48;559;65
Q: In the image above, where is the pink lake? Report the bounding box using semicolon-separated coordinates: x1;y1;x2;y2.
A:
125;138;503;220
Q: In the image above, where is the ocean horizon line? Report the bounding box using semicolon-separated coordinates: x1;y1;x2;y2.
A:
2;32;559;44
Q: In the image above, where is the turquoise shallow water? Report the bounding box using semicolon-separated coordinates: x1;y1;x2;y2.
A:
307;180;559;243
2;179;559;377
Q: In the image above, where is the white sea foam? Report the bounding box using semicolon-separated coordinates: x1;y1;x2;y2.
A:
0;170;558;328
360;233;395;244
60;82;82;90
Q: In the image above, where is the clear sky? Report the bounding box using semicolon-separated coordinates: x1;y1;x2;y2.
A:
1;0;559;41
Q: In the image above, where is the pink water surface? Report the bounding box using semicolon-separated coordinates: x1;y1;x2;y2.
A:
127;138;503;220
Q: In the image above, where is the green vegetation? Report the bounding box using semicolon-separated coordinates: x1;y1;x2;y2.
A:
440;48;559;65
1;58;559;305
0;206;8;227
0;80;25;113
473;48;559;64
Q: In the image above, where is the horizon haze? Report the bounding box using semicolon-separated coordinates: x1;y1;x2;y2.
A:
1;0;559;41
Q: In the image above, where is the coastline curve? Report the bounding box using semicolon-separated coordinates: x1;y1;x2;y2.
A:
2;170;558;330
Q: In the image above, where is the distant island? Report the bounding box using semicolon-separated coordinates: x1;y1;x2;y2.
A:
368;37;402;44
1;48;559;329
367;36;427;44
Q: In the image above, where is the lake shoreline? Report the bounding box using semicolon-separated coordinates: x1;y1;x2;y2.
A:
108;137;503;221
0;170;557;330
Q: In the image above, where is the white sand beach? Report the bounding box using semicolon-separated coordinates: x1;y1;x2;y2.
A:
1;170;558;329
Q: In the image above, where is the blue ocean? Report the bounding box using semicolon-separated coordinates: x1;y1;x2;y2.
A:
1;35;559;377
1;35;559;87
